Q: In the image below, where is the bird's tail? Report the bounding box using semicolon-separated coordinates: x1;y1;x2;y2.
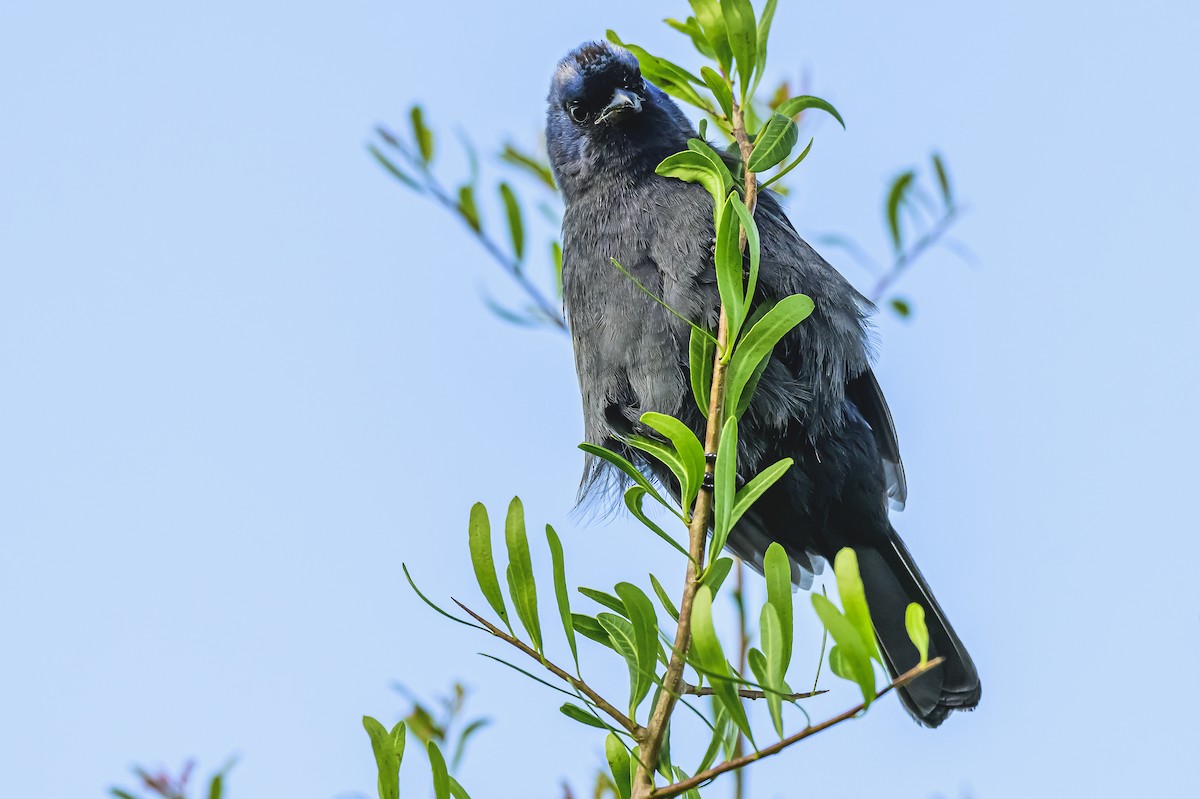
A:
856;527;981;727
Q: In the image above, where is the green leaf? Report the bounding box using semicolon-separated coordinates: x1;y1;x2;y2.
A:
885;170;916;251
811;594;875;706
691;586;754;743
468;503;511;634
719;0;757;99
759;137;813;191
551;240;564;299
700;66;733;119
625;486;692;560
450;717;489;771
546;524;578;670
656;150;730;209
504;497;542;653
606;31;709;110
608;257;717;349
763;542;794;667
111;791;140;799
776;94;846;129
626;434;691;511
931;151;953;207
753;0;778;96
666;16;715;59
579;586;629;617
598;612;651;715
725;294;815;414
207;774;223;799
606;733;633;799
456;183;481;232
689;325;715;417
890;297;912;318
905;602;930;666
641;412;705;509
572;612;614;648
759;603;785;737
727;196;761;339
500;143;556;189
403;563;485;630
560;702;607;729
688;0;732;73
747;113;798;172
615;582;661;715
428;741;450;799
686;138;737;206
696;705;731;773
833;548;881;663
367;144;421;191
448;778;473;799
363;716;404;799
701;556;734;596
410;105;434;163
498;182;524;262
730;458;792;532
580;443;676;513
649;573;680;621
714;195;748;341
710;416;739;560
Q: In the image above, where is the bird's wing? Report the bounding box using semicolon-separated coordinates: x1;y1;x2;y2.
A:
845;366;908;509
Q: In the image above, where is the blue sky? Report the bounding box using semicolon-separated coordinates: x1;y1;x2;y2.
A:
2;1;1198;797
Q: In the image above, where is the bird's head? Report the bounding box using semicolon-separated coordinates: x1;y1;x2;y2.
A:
546;41;694;199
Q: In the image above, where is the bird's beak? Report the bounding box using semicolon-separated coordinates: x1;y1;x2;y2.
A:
595;88;642;124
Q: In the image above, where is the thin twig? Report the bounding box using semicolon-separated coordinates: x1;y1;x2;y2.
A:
650;657;945;799
375;125;568;331
868;207;961;304
452;599;643;737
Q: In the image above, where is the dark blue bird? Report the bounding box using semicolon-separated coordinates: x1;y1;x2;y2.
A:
546;41;980;727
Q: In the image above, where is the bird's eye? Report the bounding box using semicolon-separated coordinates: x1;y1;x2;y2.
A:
568;104;588;124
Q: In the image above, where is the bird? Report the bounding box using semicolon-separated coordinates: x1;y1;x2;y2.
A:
545;40;980;727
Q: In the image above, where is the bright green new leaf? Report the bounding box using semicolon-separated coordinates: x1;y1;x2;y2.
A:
730;458;792;533
686;138;737;206
886;170;916;251
428;741;450;799
691;586;754;742
776;94;846;129
709;416;738;561
579;586;629;617
627;434;691;508
410;105;434;163
649;573;681;621
598;612;651;715
752;0;778;96
688;0;732;73
725;294;815;413
498;182;524;262
702;556;734;596
363;717;404;799
701;66;733;119
367;144;421;191
468;503;511;634
606;733;633;799
719;0;757;99
834;548;881;662
759;603;786;737
812;594;875;706
615;582;662;714
504;497;542;653
456;184;481;232
666;16;715;59
689;325;715;416
641;411;705;509
656;149;731;210
560;702;607;729
747;113;798;172
551;240;564;299
624;486;691;559
546;524;578;670
763;541;793;666
906;601;930;666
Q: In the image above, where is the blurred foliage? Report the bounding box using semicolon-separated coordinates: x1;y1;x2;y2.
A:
111;759;234;799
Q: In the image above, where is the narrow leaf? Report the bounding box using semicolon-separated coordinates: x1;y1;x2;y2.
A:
834;547;882;662
468;503;511;634
579;443;676;513
701;66;733;118
701;556;734;596
615;582;661;715
886;170;916;251
776;94;846;129
456;184;481;232
763;542;794;667
428;741;450;799
579;586;629;617
625;486;692;560
606;733;633;799
689;325;715;416
666;17;715;59
747;113;798;172
363;716;403;799
931;151;953;207
688;0;732;73
560;702;607;729
691;586;754;742
500;144;557;189
498;182;525;261
753;0;778;96
410;105;434;162
759;604;785;737
598;612;650;715
367;144;421;191
546;524;578;670
710;417;739;560
649;573;681;621
719;0;758;99
725;294;815;414
905;602;930;666
812;594;875;706
641;412;705;509
730;458;792;532
572;613;614;648
504;497;541;652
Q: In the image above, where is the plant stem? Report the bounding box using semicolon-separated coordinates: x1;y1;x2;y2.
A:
650;658;945;799
452;599;642;737
631;95;761;799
